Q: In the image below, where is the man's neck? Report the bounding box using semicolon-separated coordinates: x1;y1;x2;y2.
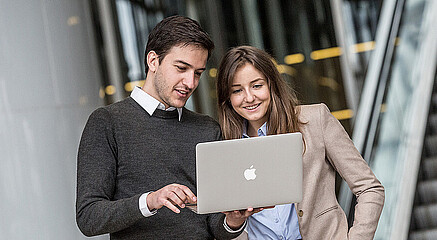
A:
141;81;170;109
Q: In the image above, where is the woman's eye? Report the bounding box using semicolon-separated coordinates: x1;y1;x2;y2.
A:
232;89;241;94
176;66;186;71
253;84;263;88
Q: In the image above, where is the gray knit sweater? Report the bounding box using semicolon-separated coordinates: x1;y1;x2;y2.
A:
76;97;242;239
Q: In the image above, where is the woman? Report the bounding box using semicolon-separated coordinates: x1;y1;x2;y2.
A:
216;46;384;240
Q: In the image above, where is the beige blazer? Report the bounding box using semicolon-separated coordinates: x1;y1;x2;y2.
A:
294;103;385;239
234;104;385;240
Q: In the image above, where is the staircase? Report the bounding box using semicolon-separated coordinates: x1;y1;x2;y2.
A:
409;86;437;240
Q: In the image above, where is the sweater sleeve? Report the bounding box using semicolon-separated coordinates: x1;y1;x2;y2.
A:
76;108;144;236
207;212;245;239
320;103;385;240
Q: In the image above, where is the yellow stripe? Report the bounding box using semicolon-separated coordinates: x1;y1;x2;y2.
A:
284;53;305;65
351;41;375;53
331;109;354;120
311;47;342;60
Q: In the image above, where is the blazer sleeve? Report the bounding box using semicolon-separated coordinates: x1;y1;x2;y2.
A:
320;103;385;240
76;108;144;236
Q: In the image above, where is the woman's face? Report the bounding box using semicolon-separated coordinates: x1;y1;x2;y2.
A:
229;63;271;130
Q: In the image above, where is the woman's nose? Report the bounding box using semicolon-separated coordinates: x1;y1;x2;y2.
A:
244;91;255;102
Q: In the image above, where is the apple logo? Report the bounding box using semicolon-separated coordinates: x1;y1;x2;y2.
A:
244;165;257;180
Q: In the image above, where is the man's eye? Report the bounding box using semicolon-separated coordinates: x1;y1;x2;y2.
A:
195;71;202;76
176;66;186;71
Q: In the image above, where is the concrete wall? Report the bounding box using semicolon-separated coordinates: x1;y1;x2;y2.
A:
0;0;107;239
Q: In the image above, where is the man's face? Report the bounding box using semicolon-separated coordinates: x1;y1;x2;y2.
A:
146;45;208;108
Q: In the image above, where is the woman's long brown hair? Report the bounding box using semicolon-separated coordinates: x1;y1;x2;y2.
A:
216;46;304;140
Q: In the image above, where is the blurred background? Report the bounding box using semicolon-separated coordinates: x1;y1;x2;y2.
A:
0;0;436;239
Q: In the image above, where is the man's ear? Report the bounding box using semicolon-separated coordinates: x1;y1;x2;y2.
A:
147;51;159;73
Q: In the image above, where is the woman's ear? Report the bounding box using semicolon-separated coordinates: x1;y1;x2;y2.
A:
146;51;159;73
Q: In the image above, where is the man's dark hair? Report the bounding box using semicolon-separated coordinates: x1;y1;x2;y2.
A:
144;15;214;74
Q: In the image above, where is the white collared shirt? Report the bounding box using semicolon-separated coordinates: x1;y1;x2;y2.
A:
130;86;183;121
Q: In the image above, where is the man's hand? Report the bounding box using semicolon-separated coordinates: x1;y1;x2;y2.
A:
147;184;197;213
223;207;266;230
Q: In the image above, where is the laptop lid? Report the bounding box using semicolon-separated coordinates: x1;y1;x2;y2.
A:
193;132;303;214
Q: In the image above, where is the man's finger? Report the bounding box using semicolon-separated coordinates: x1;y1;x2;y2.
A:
163;199;180;214
176;185;197;203
167;191;186;208
170;186;191;205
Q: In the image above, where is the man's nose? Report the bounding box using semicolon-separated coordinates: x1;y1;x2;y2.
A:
182;72;197;89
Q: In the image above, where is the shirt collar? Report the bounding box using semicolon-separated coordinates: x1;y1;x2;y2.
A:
130;86;183;121
242;121;268;138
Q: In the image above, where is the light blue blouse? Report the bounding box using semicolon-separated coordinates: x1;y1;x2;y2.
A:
242;122;302;240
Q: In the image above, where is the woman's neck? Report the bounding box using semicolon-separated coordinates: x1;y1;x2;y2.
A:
247;125;258;137
247;121;265;137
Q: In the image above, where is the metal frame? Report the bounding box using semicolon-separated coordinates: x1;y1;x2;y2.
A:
330;0;359;114
96;0;126;102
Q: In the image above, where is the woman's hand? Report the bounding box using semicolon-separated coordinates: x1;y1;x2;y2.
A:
223;207;271;230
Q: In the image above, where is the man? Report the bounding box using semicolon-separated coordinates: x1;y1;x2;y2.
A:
76;16;254;239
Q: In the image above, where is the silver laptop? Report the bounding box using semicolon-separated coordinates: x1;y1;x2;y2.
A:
187;132;303;214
